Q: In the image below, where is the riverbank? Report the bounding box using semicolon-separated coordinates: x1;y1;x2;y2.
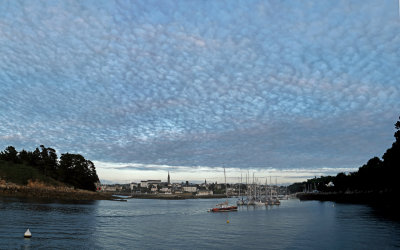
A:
0;180;114;201
296;191;396;207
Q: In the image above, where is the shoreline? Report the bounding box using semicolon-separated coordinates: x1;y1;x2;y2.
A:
118;193;227;200
0;181;114;201
296;191;396;207
0;181;229;201
130;193;227;200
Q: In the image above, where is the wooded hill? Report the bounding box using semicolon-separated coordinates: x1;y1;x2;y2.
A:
0;145;99;191
289;116;400;194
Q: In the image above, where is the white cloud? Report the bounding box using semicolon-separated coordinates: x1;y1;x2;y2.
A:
0;0;399;178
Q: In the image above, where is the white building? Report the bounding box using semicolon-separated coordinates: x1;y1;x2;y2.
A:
160;187;172;194
130;183;138;190
100;185;116;192
140;180;161;188
326;181;335;187
197;190;213;196
140;181;148;188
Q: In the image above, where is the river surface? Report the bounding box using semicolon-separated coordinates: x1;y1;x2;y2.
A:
1;197;399;249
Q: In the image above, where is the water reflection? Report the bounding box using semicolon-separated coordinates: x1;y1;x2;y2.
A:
368;205;400;223
0;196;99;249
0;196;97;214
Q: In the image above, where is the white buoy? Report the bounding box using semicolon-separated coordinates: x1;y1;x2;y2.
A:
24;229;31;238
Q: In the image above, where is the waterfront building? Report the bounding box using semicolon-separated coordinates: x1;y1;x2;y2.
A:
140;180;161;188
140;181;148;188
183;186;197;193
197;190;213;196
160;187;172;193
130;182;138;190
100;185;116;192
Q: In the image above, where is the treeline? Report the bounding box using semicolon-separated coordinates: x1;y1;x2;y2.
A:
289;116;400;194
0;145;99;191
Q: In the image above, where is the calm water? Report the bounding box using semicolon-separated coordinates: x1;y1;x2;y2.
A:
1;197;399;249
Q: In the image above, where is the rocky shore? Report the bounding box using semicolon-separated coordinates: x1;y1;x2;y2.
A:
0;180;114;201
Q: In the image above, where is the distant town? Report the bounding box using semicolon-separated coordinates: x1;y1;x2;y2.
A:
99;172;288;197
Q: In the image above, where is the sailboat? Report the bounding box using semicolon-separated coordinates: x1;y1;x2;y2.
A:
264;178;269;206
270;176;281;205
247;172;256;205
237;173;244;205
210;167;238;212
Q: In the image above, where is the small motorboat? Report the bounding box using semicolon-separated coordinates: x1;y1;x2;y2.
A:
210;201;238;212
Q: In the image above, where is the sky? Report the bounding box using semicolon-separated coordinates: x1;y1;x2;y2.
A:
0;0;399;184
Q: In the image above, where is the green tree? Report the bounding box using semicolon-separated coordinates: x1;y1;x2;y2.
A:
382;116;400;191
59;153;99;191
0;146;19;163
38;145;58;178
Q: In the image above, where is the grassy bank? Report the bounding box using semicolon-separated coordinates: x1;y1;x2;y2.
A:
0;160;111;201
0;160;60;186
0;180;113;201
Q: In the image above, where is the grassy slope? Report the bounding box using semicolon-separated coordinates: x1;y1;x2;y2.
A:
0;160;115;201
0;160;61;186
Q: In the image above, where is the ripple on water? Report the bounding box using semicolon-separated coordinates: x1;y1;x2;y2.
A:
1;198;400;249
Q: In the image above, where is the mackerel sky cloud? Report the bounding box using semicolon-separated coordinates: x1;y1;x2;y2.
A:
0;0;399;183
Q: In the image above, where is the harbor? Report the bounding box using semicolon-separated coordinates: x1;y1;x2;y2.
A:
100;170;290;204
235;174;285;207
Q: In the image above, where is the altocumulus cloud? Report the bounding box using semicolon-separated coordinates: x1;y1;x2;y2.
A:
0;0;399;180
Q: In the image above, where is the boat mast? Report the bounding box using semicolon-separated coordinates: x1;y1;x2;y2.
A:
253;172;255;201
239;173;242;200
265;177;267;201
246;172;248;201
224;167;227;197
270;176;272;199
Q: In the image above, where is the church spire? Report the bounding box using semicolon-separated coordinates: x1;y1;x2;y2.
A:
167;171;170;185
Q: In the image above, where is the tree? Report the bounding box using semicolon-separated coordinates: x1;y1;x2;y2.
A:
381;116;400;191
0;146;19;163
59;153;99;191
333;172;349;192
31;148;41;166
1;145;99;192
395;117;400;141
288;115;400;194
18;149;29;162
38;145;58;178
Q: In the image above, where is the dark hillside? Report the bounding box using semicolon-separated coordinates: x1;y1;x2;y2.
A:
0;160;62;186
0;145;99;191
289;116;400;195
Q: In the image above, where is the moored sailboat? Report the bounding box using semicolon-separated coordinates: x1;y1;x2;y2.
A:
237;173;245;205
